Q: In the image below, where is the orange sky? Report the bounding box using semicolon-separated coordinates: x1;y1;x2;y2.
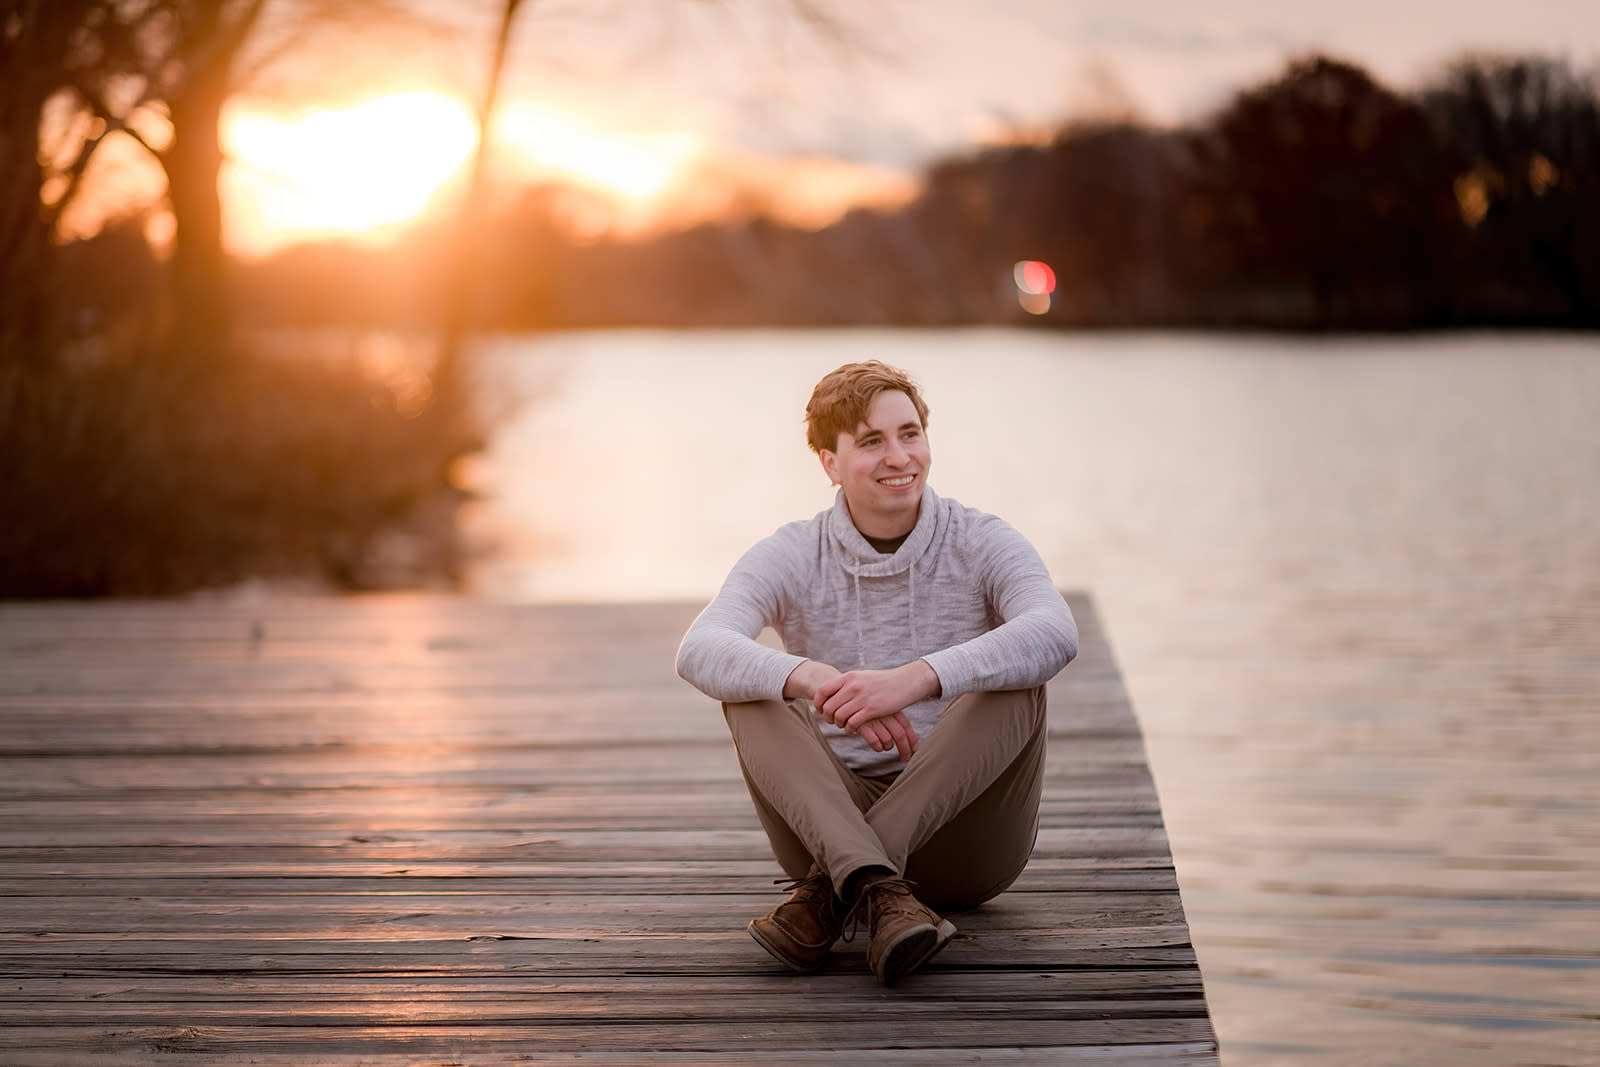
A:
53;0;1600;256
232;0;1600;254
217;92;920;257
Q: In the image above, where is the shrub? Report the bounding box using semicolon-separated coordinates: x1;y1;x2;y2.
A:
0;341;480;597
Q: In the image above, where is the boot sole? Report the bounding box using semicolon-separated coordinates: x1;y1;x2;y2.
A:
873;919;957;985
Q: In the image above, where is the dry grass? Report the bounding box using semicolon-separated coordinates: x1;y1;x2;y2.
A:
0;340;481;597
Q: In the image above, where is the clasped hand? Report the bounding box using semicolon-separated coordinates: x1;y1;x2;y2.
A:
786;659;941;762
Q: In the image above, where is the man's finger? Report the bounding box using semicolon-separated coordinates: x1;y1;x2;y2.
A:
823;692;862;725
887;716;916;761
887;723;910;761
842;704;887;731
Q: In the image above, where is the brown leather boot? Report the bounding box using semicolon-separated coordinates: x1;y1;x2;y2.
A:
860;877;956;985
747;873;844;972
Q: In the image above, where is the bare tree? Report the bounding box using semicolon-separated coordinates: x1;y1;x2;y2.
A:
1194;55;1462;328
432;0;525;445
431;0;864;392
1;0;105;366
1423;55;1600;321
34;0;448;362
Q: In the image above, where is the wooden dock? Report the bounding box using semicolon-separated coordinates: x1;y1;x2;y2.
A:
0;593;1217;1064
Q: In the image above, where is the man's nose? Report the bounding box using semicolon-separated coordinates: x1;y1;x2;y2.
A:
885;437;908;465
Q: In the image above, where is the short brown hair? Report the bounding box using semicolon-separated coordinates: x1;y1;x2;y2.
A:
804;361;930;453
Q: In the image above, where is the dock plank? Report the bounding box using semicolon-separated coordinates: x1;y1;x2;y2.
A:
0;593;1217;1063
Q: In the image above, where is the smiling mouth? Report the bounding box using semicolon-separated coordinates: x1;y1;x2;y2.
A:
879;474;917;488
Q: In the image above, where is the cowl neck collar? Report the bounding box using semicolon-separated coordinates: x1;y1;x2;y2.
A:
827;485;941;577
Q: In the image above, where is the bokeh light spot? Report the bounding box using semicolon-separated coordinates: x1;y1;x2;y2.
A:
1014;259;1056;296
1014;259;1056;315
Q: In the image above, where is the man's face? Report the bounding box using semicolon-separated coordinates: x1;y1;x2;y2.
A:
819;389;931;539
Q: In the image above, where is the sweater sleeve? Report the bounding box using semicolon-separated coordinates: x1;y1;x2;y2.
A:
675;534;809;703
919;518;1078;697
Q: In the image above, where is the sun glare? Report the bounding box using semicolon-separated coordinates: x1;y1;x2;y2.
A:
222;92;700;254
223;92;477;255
493;102;697;203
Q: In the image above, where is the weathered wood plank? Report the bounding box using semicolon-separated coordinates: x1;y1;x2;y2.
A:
0;1044;1226;1067
0;945;1205;979
0;593;1216;1063
0;1019;1222;1057
0;968;1208;999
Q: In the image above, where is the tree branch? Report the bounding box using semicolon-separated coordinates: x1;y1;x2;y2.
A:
44;74;166;232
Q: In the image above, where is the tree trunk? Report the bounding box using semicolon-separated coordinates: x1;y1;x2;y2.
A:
165;69;231;362
433;0;525;430
0;1;88;367
156;0;265;364
0;92;57;367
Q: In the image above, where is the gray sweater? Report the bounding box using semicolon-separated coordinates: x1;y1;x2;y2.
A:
675;485;1078;774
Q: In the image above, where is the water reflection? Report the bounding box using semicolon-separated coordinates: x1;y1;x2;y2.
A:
466;329;1600;1065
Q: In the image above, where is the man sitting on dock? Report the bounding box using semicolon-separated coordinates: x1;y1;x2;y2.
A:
675;360;1078;984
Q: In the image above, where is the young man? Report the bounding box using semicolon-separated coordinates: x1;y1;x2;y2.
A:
675;361;1077;984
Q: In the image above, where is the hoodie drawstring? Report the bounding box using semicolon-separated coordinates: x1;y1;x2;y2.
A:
908;561;917;653
853;570;864;668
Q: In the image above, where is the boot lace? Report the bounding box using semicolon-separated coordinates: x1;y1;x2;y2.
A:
840;876;921;943
773;872;832;900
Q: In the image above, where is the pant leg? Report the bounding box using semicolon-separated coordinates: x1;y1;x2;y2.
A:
723;699;892;887
866;686;1048;910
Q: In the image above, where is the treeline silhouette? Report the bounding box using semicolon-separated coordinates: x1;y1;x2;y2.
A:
229;52;1600;333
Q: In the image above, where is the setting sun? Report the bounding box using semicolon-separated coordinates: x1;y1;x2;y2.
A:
223;92;478;255
221;91;702;255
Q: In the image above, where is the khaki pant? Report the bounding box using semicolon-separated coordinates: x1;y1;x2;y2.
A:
723;686;1047;911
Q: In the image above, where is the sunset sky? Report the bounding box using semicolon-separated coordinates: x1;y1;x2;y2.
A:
478;0;1600;161
211;0;1600;254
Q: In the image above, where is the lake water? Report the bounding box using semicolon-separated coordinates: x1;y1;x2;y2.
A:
464;329;1600;1066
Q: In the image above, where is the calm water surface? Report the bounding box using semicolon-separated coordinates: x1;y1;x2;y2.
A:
466;329;1600;1066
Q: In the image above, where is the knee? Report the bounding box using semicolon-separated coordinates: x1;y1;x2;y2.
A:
722;697;787;716
946;685;1046;719
908;845;1034;912
722;697;794;732
723;699;828;761
934;686;1047;749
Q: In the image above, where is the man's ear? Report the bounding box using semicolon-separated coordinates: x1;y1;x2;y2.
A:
818;449;840;486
